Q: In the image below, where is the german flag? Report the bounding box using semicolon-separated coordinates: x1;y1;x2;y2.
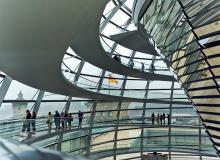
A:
108;74;118;84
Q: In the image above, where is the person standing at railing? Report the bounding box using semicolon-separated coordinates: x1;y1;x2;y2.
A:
68;113;73;128
118;55;121;63
47;112;53;130
160;114;163;125
113;55;119;62
78;110;83;128
64;111;68;128
167;114;171;125
163;113;166;125
60;112;65;128
128;59;134;68
141;62;144;71
22;110;32;132
31;111;36;133
156;114;160;125
151;113;155;125
54;111;60;130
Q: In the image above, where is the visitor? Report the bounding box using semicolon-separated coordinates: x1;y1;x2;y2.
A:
64;111;69;128
128;59;134;68
151;113;155;125
54;111;60;130
78;110;84;128
160;114;163;125
156;114;160;125
113;55;119;62
163;113;166;125
68;113;73;128
141;62;144;71
151;64;155;73
26;110;32;132
60;112;65;128
118;55;121;63
167;114;171;125
31;111;36;132
47;112;53;130
22;110;31;132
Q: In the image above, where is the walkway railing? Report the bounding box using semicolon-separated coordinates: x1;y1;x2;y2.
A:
0;114;201;142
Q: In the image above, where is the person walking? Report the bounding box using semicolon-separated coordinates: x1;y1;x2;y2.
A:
54;111;60;130
31;111;36;133
151;113;155;125
78;110;84;128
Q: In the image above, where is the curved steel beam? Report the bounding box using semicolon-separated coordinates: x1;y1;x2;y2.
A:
110;29;159;56
0;0;176;101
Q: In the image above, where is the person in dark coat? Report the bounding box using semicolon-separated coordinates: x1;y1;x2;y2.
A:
78;110;84;128
151;113;155;125
31;111;36;132
54;111;60;130
26;110;32;132
22;110;32;132
167;114;171;125
163;113;166;125
68;113;73;128
160;114;163;125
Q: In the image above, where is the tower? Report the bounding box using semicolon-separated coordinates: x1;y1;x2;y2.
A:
12;90;28;118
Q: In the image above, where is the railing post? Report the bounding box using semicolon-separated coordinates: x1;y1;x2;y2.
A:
168;81;174;160
141;56;156;158
86;101;97;155
56;134;63;152
113;76;127;160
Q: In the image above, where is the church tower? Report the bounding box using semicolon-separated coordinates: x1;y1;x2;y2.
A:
12;90;28;118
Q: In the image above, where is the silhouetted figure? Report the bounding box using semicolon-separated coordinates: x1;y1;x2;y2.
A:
22;110;32;132
31;111;36;132
151;113;155;125
151;64;155;73
167;114;171;125
68;113;73;128
78;110;84;128
163;113;166;125
64;111;68;128
47;112;53;130
60;112;65;128
113;55;119;61
54;111;60;130
160;114;163;125
156;114;160;125
141;62;144;71
118;55;121;63
128;59;134;68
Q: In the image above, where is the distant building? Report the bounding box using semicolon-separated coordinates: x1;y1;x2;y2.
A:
12;90;27;118
95;102;130;121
